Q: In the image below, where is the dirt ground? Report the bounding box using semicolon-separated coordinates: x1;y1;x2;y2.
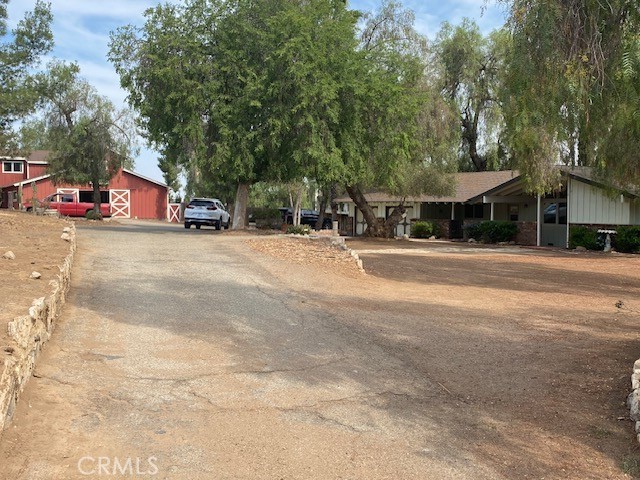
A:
245;235;640;478
0;211;72;348
3;213;640;478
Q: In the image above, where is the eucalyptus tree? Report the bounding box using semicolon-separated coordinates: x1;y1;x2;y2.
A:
0;0;53;152
503;0;640;191
433;20;509;172
36;62;136;215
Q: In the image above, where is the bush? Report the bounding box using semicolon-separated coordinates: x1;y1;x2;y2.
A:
615;226;640;253
569;226;599;250
412;221;438;238
85;210;103;220
464;223;481;241
465;221;517;243
286;224;311;235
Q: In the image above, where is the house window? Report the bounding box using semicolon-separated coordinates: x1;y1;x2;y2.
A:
509;205;519;222
2;161;23;173
464;204;484;219
543;203;567;224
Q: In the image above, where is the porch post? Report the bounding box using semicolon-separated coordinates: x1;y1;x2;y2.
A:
565;176;571;249
490;202;495;221
451;202;455;220
536;194;542;247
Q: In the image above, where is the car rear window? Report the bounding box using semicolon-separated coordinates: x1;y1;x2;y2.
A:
189;200;215;207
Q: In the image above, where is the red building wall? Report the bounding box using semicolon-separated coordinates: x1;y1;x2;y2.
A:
2;169;168;220
109;170;168;220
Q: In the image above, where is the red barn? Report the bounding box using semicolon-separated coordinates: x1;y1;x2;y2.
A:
1;151;170;220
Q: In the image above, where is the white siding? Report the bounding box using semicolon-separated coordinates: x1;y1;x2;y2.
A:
569;178;630;225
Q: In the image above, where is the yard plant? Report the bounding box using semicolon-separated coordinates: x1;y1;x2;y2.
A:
569;226;599;250
465;221;517;243
411;221;438;238
615;226;640;253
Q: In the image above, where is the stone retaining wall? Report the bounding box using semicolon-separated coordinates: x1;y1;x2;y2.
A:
0;224;76;431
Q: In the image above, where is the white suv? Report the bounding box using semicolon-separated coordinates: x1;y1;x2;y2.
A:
184;198;231;230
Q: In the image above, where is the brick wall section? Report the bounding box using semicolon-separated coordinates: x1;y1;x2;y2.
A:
0;224;75;431
515;221;537;246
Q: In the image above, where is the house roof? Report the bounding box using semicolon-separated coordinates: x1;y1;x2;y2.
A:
334;170;519;204
27;150;50;163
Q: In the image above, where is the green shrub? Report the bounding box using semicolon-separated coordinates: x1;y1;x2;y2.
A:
85;210;103;220
464;222;481;241
286;224;311;235
249;207;282;221
615;226;640;253
412;221;438;238
569;226;599;250
465;221;517;243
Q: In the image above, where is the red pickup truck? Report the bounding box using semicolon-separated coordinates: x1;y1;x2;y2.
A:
26;192;111;218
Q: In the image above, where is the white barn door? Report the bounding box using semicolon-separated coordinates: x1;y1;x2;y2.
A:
109;189;131;218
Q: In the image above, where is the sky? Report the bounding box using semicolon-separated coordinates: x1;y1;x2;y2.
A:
6;0;507;185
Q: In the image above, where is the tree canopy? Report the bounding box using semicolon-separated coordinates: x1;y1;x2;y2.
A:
503;0;640;192
0;0;53;153
110;0;457;235
36;62;136;214
433;20;509;172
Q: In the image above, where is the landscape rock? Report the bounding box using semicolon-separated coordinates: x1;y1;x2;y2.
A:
468;238;477;244
429;236;436;240
2;251;15;260
61;233;72;242
575;246;587;252
30;271;42;280
62;227;71;233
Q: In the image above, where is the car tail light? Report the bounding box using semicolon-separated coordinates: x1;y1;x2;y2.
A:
207;206;218;210
186;205;194;209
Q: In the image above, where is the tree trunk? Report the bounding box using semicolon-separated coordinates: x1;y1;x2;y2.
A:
92;180;102;218
384;204;407;237
345;184;388;237
231;182;250;229
329;183;338;223
315;187;328;229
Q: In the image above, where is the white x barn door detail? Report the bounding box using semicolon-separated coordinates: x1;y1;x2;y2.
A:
109;189;130;218
167;203;181;222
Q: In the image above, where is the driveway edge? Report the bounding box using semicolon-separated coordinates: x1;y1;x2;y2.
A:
0;223;76;432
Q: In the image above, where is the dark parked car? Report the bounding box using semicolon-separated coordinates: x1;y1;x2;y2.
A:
279;208;332;229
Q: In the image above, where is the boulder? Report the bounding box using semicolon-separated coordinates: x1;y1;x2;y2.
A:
2;251;15;260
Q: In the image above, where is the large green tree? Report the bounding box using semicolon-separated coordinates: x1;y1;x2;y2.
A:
434;20;509;172
110;0;456;236
110;0;360;228
0;0;53;152
36;62;136;215
503;0;640;191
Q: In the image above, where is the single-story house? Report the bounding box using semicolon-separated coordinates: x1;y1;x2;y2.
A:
335;168;640;247
1;151;170;220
